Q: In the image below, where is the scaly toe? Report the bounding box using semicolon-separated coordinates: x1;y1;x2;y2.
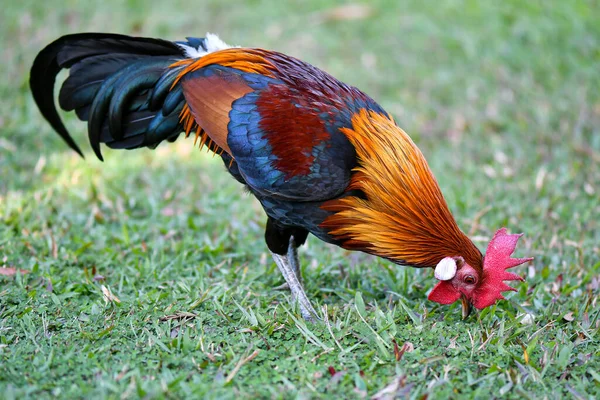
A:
273;282;290;291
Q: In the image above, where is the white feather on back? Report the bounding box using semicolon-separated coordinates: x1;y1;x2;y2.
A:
176;33;237;59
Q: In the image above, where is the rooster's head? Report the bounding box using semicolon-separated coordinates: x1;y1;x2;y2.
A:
428;228;533;318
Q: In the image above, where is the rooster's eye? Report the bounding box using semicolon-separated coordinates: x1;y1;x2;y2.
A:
464;275;476;284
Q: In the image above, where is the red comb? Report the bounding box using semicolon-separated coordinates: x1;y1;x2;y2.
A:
472;228;533;309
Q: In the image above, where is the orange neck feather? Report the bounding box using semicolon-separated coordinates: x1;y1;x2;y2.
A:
321;109;482;271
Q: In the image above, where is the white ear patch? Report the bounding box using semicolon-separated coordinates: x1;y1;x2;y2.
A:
434;257;457;281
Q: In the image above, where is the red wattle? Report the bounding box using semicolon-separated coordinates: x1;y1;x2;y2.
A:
428;281;461;305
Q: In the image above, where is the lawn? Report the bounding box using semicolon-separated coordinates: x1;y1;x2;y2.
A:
1;0;599;398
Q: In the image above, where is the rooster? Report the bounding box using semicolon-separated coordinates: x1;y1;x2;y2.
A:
30;33;532;321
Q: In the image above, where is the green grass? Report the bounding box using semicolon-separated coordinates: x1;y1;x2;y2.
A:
1;0;599;398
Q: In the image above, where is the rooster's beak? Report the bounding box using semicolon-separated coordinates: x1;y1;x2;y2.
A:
461;295;472;320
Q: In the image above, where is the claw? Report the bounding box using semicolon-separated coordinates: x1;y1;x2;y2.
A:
273;282;290;291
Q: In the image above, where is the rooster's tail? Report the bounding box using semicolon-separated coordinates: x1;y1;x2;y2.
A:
30;33;225;160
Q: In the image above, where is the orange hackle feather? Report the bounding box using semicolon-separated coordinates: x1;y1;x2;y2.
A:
169;48;276;154
170;48;276;83
321;109;482;271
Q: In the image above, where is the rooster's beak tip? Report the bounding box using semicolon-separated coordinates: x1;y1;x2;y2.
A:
461;295;472;320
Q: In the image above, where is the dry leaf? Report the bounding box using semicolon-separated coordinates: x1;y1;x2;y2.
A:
563;312;575;322
0;138;16;151
225;350;260;383
371;375;412;400
535;167;547;191
316;4;373;23
447;336;459;349
520;313;535;325
160;312;198;322
101;285;121;304
392;340;414;361
161;206;176;216
0;267;29;276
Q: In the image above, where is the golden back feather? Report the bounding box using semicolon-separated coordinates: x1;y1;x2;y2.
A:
169;49;275;153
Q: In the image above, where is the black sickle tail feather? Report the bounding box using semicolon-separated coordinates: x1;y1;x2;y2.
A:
30;33;206;160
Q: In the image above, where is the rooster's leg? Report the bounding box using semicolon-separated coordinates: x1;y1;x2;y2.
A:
266;218;316;321
273;236;302;290
271;246;318;321
287;236;302;282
